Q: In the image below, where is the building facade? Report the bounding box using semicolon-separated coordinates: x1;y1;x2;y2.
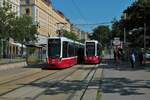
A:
0;0;20;16
20;0;71;45
71;25;81;38
0;0;73;58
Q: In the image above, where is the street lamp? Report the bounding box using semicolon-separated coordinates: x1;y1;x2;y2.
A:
123;12;127;44
56;22;67;37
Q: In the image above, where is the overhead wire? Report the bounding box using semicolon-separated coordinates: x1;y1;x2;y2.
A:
71;0;88;24
74;22;112;26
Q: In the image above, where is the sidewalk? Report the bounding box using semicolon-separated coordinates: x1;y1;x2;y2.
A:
101;59;150;100
0;58;48;70
0;58;25;65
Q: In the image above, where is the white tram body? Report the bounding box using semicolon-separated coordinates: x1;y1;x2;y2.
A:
84;40;102;64
47;37;84;68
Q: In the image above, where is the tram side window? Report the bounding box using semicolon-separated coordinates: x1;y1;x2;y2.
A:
68;43;74;57
74;44;78;56
72;44;75;56
73;43;76;56
63;42;68;58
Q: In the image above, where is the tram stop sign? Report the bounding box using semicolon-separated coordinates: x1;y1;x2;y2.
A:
113;38;121;46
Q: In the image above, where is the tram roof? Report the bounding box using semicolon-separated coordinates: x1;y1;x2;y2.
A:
48;36;84;45
85;40;99;43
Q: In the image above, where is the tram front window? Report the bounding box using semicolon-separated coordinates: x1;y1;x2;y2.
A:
48;39;61;58
86;42;95;56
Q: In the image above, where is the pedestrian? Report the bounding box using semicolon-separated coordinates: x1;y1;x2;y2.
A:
116;48;120;64
113;49;116;63
118;48;124;61
138;48;144;65
130;48;136;68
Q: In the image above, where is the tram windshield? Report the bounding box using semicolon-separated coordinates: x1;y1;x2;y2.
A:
86;42;95;56
48;39;61;58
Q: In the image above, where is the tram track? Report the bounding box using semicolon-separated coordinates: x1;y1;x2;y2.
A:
0;71;42;85
31;68;79;100
0;68;40;83
80;65;97;100
0;65;80;97
33;64;98;100
67;64;98;100
0;69;61;96
0;64;100;99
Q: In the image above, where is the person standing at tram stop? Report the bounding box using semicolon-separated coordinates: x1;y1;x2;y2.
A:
130;48;136;68
113;48;117;63
138;48;144;65
113;47;120;64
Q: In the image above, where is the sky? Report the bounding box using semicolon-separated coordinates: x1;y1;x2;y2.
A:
52;0;135;32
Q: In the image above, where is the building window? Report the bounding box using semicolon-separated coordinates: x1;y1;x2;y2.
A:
26;8;30;15
26;0;30;5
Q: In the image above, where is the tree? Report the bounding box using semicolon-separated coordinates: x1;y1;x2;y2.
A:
0;2;15;39
63;30;78;41
111;0;150;47
0;2;16;57
12;15;38;55
111;19;124;39
91;25;111;46
124;0;150;47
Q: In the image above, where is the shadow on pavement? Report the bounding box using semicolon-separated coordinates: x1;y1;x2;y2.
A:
100;58;150;96
19;79;101;96
102;77;150;96
24;63;50;69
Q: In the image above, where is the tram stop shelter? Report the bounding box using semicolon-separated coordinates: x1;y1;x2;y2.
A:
26;44;47;65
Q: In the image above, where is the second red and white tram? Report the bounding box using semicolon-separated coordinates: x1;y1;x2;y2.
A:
47;37;84;69
84;40;102;64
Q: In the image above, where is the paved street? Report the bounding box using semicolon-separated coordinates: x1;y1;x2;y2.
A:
101;59;150;100
0;64;102;100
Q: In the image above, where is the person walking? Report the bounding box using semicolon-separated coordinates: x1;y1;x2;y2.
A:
130;48;136;68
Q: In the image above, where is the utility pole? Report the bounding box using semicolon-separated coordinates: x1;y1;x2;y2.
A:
123;12;127;45
143;23;146;65
144;23;146;50
124;28;126;44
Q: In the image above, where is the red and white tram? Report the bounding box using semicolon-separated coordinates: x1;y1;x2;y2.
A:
84;40;102;64
47;37;84;69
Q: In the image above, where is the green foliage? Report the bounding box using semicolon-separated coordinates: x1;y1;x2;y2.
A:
12;15;38;44
91;25;111;46
0;2;38;43
0;2;16;39
63;30;78;41
0;2;38;57
27;55;40;64
111;19;124;39
111;0;150;47
28;47;36;55
78;39;85;43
